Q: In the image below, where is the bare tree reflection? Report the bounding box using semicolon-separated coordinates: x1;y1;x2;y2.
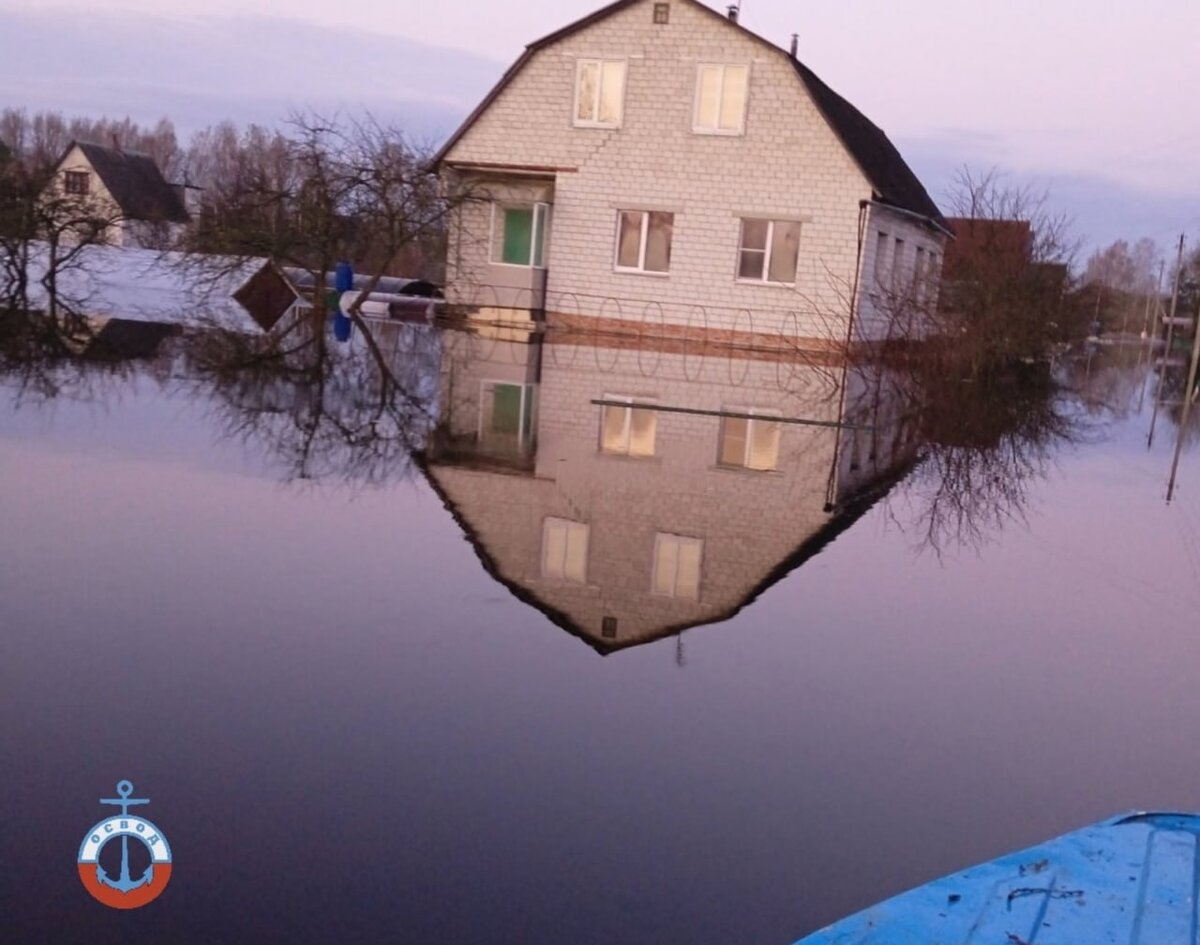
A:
179;312;439;485
884;358;1097;557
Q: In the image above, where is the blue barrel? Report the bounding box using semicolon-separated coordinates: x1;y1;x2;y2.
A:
334;262;354;293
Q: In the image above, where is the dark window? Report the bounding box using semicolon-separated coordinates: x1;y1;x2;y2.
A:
602;616;618;639
653;3;670;23
64;171;90;196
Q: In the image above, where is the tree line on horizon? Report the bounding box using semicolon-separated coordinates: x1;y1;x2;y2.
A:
2;105;1197;362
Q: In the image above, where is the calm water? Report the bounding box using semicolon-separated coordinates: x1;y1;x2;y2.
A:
1;322;1198;944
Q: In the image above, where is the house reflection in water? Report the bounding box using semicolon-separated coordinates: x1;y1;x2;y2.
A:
422;320;914;653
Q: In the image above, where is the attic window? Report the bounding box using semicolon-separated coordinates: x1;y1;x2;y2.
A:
574;59;626;128
653;3;670;23
64;171;90;196
602;617;618;639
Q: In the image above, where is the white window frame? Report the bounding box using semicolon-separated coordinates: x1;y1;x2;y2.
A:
717;407;783;471
573;59;627;129
541;517;590;583
736;218;801;286
489;202;551;269
692;63;750;136
652;533;703;600
613;210;673;275
599;394;657;457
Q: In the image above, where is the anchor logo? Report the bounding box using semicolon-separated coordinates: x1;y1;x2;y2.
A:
77;780;173;909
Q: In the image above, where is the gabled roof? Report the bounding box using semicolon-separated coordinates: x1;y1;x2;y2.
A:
67;141;190;224
421;453;910;656
432;0;945;227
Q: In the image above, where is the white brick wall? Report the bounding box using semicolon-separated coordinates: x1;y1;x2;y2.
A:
442;0;940;341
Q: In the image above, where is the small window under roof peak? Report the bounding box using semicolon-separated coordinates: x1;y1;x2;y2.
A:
653;3;670;24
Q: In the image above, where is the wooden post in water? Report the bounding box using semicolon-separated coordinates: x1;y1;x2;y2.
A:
1149;235;1185;449
1166;299;1200;503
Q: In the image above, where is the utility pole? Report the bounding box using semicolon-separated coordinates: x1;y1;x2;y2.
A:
1149;235;1185;449
1166;298;1200;503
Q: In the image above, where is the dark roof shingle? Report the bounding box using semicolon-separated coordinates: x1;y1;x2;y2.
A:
72;142;190;224
791;61;945;227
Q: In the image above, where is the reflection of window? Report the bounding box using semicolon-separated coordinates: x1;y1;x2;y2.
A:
492;203;549;267
480;381;536;449
719;410;781;471
64;171;90;196
542;518;589;582
653;533;703;599
616;210;673;273
694;64;749;134
575;60;626;127
738;219;801;284
601;396;656;456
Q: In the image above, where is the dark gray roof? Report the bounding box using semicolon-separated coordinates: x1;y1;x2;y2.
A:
432;0;945;227
71;141;190;224
790;61;945;227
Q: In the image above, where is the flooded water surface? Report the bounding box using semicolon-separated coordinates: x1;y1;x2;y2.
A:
1;320;1199;944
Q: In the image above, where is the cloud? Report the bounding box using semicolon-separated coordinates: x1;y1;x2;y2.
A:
0;8;502;138
898;135;1200;256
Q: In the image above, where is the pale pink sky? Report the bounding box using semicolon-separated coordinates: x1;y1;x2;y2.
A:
2;0;1198;246
8;0;1197;196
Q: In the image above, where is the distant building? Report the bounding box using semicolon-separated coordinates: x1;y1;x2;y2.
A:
940;216;1067;317
433;0;949;352
43;141;197;249
942;217;1033;282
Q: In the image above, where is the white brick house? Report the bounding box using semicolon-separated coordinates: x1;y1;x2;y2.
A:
433;0;949;351
44;142;195;249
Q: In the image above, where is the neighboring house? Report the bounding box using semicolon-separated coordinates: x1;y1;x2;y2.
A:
940;216;1067;317
433;0;949;351
942;217;1033;282
423;322;914;653
44;141;196;249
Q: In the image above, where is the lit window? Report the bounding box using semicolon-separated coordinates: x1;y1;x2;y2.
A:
694;64;749;134
575;60;626;128
718;409;781;471
492;203;550;267
601;396;656;456
615;210;673;273
64;171;90;196
652;533;703;600
542;518;589;582
737;219;801;284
